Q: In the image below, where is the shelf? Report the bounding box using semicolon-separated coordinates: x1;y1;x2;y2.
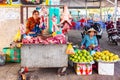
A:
0;4;22;8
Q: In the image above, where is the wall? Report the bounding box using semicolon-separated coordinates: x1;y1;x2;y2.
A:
0;7;38;51
0;7;32;51
0;7;20;50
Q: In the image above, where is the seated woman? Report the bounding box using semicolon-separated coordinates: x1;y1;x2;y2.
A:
26;10;40;37
81;28;99;51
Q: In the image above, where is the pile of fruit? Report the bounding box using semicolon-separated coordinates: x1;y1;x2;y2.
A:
69;49;93;63
93;50;120;62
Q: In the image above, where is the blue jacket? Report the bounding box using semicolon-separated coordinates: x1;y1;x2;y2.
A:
81;35;98;48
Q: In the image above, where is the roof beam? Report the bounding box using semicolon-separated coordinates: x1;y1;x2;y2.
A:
107;0;115;5
85;0;100;2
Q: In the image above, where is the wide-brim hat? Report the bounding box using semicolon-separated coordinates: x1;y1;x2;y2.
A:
87;28;97;33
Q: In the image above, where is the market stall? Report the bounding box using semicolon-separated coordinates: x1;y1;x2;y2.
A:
18;4;120;77
19;4;70;78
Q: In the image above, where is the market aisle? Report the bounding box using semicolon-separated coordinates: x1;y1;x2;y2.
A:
0;63;20;80
0;30;120;80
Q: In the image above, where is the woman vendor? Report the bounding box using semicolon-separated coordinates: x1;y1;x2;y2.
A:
26;10;41;37
81;28;98;51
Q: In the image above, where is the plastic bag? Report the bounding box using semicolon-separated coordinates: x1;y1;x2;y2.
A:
0;55;5;66
13;29;21;42
66;43;75;54
52;32;57;37
46;0;49;5
20;24;26;35
0;51;5;66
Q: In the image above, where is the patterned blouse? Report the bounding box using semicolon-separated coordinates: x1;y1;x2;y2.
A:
26;17;40;34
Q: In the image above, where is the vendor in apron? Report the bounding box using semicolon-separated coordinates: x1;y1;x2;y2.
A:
26;10;41;37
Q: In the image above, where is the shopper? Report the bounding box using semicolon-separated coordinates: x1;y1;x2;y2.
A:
26;10;40;36
81;28;98;51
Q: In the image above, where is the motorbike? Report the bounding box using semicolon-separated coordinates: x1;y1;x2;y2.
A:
117;21;120;34
106;21;120;45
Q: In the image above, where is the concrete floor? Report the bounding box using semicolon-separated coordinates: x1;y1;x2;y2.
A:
0;30;120;80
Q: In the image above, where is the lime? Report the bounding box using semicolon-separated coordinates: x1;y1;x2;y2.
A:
74;56;77;59
78;56;81;60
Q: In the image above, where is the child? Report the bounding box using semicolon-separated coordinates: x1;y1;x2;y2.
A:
81;28;98;51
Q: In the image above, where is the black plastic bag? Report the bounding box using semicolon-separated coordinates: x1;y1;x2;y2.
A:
0;54;6;66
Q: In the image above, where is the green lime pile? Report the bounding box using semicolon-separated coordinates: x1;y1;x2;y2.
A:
93;50;120;62
69;49;93;63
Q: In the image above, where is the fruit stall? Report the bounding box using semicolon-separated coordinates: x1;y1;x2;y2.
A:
68;48;120;75
69;49;94;75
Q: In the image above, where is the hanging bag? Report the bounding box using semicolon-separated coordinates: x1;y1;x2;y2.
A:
66;43;75;54
13;29;21;42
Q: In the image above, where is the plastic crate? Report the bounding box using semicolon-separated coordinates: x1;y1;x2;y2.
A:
98;62;114;75
74;63;92;75
2;47;21;63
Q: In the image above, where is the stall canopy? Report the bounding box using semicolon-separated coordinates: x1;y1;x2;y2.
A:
60;0;120;8
60;0;120;29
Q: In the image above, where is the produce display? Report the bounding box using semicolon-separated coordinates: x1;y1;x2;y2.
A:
22;34;67;44
93;50;120;62
69;49;93;63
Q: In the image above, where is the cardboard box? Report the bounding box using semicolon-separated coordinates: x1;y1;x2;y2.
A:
74;63;92;75
98;62;114;75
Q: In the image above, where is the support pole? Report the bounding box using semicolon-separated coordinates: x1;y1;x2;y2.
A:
100;0;102;20
107;0;117;29
114;0;117;29
85;1;87;19
20;6;24;24
26;7;28;20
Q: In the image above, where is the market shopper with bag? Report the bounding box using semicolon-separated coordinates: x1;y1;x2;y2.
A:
80;28;99;54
